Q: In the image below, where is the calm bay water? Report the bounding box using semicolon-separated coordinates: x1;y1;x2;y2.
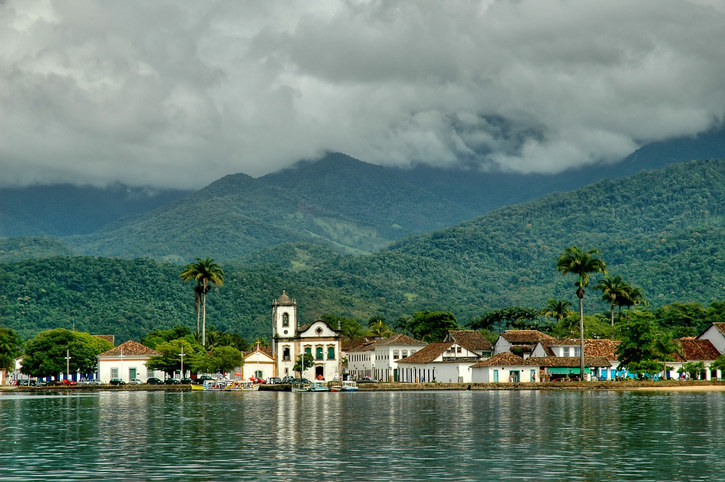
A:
1;389;723;480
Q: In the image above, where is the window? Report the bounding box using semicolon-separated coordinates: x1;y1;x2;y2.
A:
305;346;311;356
393;350;399;360
457;346;462;353
327;346;335;360
255;370;263;378
402;350;408;359
283;347;290;361
111;368;118;379
282;313;289;327
563;347;570;357
316;347;323;360
574;347;581;357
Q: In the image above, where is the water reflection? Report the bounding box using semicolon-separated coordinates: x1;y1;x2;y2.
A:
0;390;723;480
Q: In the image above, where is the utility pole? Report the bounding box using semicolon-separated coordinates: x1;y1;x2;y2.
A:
179;345;185;380
65;350;71;381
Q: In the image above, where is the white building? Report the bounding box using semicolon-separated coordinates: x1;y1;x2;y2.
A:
241;344;275;380
344;339;377;380
372;334;426;382
698;323;725;355
397;341;481;383
272;291;341;382
494;330;555;358
97;340;164;383
470;352;539;383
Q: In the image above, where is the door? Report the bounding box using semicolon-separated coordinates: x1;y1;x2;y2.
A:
129;368;137;380
493;369;499;383
315;366;324;380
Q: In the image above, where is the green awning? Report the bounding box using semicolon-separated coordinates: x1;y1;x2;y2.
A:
548;367;591;375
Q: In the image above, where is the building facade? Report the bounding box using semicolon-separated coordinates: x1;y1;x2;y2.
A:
272;291;341;381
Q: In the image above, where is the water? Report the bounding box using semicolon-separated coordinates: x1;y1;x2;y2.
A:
1;390;723;480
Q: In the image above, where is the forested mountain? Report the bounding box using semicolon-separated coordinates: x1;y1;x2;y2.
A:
0;183;191;237
1;159;722;343
2;127;724;262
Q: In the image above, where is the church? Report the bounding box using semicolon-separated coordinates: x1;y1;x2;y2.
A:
271;291;342;381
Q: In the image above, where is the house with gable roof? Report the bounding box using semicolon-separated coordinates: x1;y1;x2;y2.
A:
697;322;725;355
241;342;275;380
470;352;539;383
397;341;482;383
97;340;163;383
530;338;621;380
664;338;722;380
444;330;493;357
343;338;377;380
494;330;554;358
271;291;341;382
372;334;427;382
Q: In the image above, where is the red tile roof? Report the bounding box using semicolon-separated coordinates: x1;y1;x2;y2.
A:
446;330;493;351
528;356;611;368
98;340;160;357
500;330;554;344
397;342;453;364
584;339;620;360
373;334;426;347
470;352;531;367
243;345;273;358
679;338;721;361
94;334;115;346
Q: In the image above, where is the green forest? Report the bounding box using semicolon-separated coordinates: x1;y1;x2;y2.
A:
1;159;723;344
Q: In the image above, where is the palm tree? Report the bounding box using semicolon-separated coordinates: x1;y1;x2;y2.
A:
557;246;607;379
180;258;225;347
594;275;628;327
620;284;648;318
542;298;574;323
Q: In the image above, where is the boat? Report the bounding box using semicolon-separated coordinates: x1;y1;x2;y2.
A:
224;380;259;391
190;383;204;391
307;381;330;392
340;380;358;391
291;381;311;392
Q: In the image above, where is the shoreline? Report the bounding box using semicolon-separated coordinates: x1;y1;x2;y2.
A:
4;380;725;393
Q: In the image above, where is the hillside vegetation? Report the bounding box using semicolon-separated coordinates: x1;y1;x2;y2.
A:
1;159;722;342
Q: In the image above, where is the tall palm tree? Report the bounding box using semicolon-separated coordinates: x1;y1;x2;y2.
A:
557;246;607;379
180;258;225;347
542;298;574;323
594;275;628;327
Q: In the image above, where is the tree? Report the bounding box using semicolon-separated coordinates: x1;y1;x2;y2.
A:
557;246;607;379
711;354;725;377
0;326;22;372
541;299;574;324
653;334;682;379
615;311;659;368
180;258;225;347
368;317;393;338
679;361;706;380
594;275;628;326
147;339;199;377
210;346;242;374
403;311;459;342
21;329;113;378
293;352;314;377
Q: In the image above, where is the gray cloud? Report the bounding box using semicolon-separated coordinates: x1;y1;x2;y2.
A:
1;0;724;188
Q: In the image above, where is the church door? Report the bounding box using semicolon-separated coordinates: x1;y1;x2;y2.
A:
315;366;324;380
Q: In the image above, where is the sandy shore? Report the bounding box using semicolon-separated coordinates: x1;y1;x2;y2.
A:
632;384;725;392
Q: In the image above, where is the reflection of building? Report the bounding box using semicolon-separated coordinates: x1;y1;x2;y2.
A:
97;340;163;383
272;291;341;381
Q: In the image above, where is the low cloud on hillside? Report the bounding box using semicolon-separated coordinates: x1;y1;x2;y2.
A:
1;0;724;188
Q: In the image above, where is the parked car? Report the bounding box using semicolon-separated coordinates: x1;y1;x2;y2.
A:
194;375;213;385
61;379;78;386
146;377;164;385
267;377;282;385
109;378;126;386
165;378;181;385
357;377;376;383
281;376;296;384
179;377;193;384
78;379;102;385
129;378;143;385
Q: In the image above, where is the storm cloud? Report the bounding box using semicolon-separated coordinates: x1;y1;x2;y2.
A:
1;0;724;188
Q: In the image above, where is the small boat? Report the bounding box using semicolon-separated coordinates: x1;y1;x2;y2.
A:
291;381;311;392
307;381;330;392
340;380;358;391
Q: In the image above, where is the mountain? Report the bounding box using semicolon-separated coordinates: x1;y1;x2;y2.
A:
0;183;191;237
1;158;722;342
2;127;724;262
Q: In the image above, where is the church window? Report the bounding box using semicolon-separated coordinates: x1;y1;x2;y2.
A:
305;346;312;355
316;327;323;335
282;313;289;327
316;347;323;360
327;346;335;360
283;347;290;361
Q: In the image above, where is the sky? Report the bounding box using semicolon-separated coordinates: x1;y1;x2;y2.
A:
1;0;724;189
